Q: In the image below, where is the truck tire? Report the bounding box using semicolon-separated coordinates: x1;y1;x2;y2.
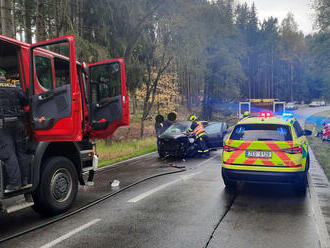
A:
32;156;78;216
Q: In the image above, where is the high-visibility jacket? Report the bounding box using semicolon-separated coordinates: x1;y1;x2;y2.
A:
189;121;205;138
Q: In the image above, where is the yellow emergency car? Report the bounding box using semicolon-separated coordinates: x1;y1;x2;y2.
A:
221;112;312;193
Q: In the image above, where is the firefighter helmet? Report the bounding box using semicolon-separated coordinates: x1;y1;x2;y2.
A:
243;111;249;117
190;115;197;121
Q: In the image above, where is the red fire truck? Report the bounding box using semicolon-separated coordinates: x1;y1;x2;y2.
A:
239;99;286;118
0;34;129;215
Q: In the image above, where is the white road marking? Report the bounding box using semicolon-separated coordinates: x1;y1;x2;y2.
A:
128;172;202;203
98;149;216;172
196;156;217;167
96;152;157;172
40;219;101;248
180;172;202;181
128;154;216;203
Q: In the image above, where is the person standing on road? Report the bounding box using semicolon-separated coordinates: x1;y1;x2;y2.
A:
0;71;30;192
155;114;165;136
155;113;177;151
188;115;209;157
155;112;177;137
163;112;177;131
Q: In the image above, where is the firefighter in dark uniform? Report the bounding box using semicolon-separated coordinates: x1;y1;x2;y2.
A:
188;115;209;156
0;71;29;192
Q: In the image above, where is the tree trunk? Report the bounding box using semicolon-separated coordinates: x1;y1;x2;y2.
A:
36;0;46;41
24;0;32;43
271;53;274;98
131;90;137;115
1;0;14;37
202;77;211;120
140;120;145;138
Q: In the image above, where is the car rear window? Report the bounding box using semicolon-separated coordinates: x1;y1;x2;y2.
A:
230;124;292;141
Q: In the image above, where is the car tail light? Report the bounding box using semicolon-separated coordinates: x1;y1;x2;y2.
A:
281;147;302;154
223;145;238;152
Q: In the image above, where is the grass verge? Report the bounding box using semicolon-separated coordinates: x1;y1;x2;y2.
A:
97;137;157;167
305;110;330;180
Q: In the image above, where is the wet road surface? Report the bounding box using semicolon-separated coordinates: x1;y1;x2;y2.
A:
0;152;182;239
1;106;330;248
0;151;324;248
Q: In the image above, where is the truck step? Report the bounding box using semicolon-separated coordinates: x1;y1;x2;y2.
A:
0;194;34;213
5;201;34;214
4;184;32;194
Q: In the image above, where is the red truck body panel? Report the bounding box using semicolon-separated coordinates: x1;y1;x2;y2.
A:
0;34;129;142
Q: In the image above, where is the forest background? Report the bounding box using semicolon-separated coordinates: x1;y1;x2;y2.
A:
0;0;329;139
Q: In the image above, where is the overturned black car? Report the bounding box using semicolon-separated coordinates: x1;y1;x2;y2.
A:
158;121;228;158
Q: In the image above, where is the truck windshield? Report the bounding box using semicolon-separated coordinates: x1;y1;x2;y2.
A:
230;124;292;141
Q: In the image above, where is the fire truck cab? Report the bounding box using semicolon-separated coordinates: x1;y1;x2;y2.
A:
239;99;286;118
0;35;129;215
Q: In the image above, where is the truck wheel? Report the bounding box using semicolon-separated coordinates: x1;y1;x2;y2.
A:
32;156;78;216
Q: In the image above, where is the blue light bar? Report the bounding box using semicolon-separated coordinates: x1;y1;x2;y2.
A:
282;112;294;117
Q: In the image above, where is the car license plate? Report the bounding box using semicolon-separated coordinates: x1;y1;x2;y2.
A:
246;151;272;158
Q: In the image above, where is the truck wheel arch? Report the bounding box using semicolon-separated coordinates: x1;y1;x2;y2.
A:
31;142;83;191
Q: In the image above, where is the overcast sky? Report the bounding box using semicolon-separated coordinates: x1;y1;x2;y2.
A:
238;0;315;34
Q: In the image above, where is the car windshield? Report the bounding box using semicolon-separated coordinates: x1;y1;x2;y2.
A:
230;124;292;141
164;123;190;134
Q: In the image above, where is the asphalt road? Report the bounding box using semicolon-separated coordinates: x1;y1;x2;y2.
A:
1;106;330;248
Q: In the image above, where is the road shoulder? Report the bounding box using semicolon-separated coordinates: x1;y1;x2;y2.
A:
309;148;330;248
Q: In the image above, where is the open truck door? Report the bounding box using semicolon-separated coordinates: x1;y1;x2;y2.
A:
274;101;285;115
239;102;250;119
29;35;82;141
88;58;129;139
